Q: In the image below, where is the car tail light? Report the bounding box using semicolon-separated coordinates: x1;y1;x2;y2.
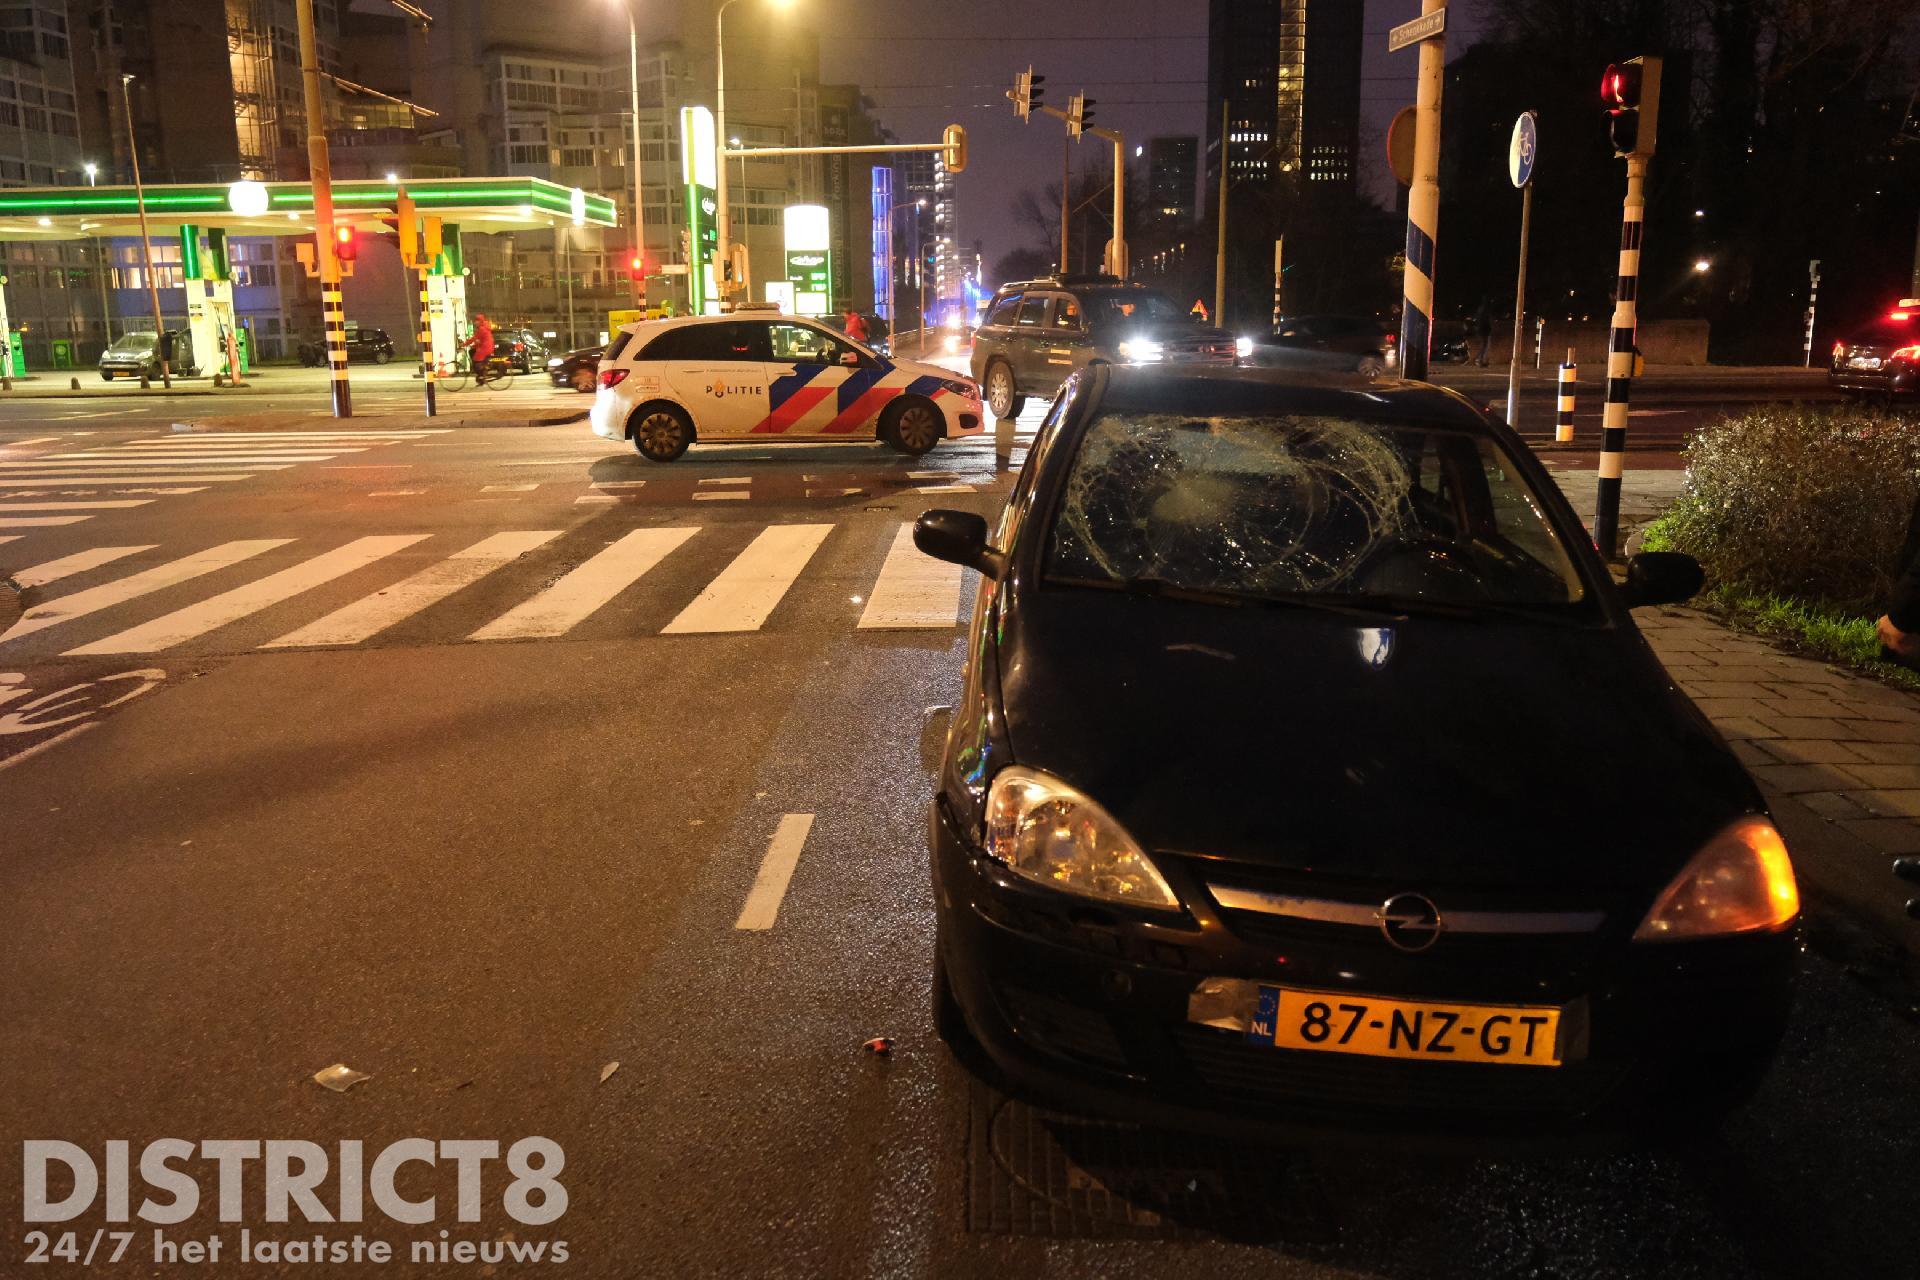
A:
1893;345;1920;362
1383;333;1397;346
598;368;628;389
1892;311;1912;321
512;341;525;351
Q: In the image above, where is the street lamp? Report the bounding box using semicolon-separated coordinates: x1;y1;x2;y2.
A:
714;0;795;303
1693;258;1711;273
729;136;745;202
83;162;96;186
120;73;171;388
612;0;647;309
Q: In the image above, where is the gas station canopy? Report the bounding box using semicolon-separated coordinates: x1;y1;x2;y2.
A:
0;176;619;241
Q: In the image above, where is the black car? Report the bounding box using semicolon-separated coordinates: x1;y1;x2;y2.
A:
969;274;1235;420
548;345;604;392
1245;313;1400;377
915;365;1798;1142
501;328;550;374
1828;301;1920;401
297;324;395;366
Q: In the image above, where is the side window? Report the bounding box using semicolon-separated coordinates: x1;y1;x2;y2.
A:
767;322;849;365
1015;297;1051;327
1051;295;1083;330
986;293;1023;327
605;330;635;361
638;324;761;361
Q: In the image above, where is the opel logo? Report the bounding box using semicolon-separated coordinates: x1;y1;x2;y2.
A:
1376;892;1444;953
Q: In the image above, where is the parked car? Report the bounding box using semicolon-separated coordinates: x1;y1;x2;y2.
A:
916;363;1797;1142
548;345;604;393
500;328;550;374
296;324;395;366
970;273;1235;419
1244;314;1399;377
1431;320;1472;364
1828;300;1920;402
99;329;196;380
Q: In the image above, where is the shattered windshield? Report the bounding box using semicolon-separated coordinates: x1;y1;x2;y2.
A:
1047;412;1588;609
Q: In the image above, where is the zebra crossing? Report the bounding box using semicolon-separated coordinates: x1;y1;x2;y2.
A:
0;430;447;529
0;519;970;658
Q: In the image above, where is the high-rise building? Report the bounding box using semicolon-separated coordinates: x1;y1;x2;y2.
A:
1148;135;1198;223
1205;0;1362;202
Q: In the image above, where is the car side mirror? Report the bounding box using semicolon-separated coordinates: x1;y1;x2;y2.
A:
913;509;1003;578
1622;551;1704;607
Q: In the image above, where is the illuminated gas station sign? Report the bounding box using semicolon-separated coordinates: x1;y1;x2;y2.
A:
680;106;719;315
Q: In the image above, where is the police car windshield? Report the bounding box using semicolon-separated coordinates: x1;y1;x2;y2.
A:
1082;289;1186;326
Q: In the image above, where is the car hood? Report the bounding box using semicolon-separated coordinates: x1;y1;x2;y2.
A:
995;589;1754;893
889;356;971;385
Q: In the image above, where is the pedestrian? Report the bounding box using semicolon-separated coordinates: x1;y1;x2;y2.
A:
841;307;870;343
1471;296;1496;367
1878;528;1920;668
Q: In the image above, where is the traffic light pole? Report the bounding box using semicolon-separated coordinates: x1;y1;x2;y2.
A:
1395;0;1446;382
1592;152;1648;559
297;0;349;418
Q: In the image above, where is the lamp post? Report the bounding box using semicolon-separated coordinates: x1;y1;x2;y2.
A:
84;162;112;345
615;0;646;308
119;74;170;388
714;0;793;303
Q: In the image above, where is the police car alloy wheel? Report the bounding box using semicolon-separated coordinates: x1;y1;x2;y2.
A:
633;407;692;462
888;401;942;456
986;362;1023;420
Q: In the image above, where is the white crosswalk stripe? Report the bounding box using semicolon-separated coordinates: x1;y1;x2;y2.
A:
65;536;428;656
0;474;256;487
1;539;290;644
265;530;563;648
13;546;156;588
0;500;155;511
0;515;92;528
661;524;832;634
2;521;972;656
858;524;967;630
0;535;16;546
470;527;699;641
0;459;296;470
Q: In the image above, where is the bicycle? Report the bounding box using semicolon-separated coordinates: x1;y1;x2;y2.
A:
431;351;516;392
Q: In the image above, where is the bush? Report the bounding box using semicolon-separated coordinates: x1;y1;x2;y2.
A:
1656;405;1920;612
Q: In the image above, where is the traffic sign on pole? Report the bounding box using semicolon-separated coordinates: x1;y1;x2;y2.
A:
1508;110;1538;188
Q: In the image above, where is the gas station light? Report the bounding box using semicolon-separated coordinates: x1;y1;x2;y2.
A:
227;179;270;217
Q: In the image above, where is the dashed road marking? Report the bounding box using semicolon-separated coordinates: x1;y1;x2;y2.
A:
734;813;816;930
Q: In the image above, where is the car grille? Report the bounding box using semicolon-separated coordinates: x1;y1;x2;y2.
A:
1174;1026;1627;1119
1163;338;1237;363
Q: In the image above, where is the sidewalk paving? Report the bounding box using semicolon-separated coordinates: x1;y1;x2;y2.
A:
1549;465;1919;965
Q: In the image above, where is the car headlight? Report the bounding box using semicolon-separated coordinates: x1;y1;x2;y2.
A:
938;378;977;398
547;357;563;367
1235;336;1254;359
1117;339;1164;364
943;334;961;354
1632;816;1799;942
984;766;1180;909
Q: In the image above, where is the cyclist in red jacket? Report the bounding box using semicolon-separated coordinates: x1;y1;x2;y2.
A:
465;313;496;383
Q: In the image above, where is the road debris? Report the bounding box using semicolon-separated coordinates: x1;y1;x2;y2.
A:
599;1061;620;1083
862;1037;895;1056
312;1063;370;1093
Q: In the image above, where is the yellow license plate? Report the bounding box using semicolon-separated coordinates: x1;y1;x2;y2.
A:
1250;986;1564;1067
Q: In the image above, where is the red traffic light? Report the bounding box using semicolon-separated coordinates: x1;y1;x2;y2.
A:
1602;63;1641;113
333;225;357;261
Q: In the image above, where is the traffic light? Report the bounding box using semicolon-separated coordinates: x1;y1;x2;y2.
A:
943;123;968;174
628;251;645;281
1010;65;1045;122
1067;94;1097;138
333;224;357;262
1601;56;1662;158
395;190;418;266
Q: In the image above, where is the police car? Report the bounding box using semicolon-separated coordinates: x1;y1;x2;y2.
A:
589;311;984;461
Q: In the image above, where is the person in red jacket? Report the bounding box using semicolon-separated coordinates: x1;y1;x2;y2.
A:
465;313;496;382
840;308;869;343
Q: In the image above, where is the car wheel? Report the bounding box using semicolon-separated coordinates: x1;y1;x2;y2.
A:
100;371;113;381
1357;355;1386;378
985;361;1024;420
374;349;391;364
885;398;943;456
570;368;596;393
631;405;692;462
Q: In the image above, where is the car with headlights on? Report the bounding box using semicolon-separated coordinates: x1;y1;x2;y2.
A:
970;274;1235;420
915;364;1798;1143
548;344;604;393
1244;314;1399;377
1829;301;1920;402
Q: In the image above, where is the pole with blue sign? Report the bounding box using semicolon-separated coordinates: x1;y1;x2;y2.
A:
1505;110;1537;427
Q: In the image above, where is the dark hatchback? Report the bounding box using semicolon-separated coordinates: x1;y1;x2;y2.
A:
548;345;604;392
1828;302;1920;401
915;366;1799;1143
1244;313;1399;377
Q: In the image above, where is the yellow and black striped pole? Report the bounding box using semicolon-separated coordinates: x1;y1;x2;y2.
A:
297;0;350;418
1395;0;1446;382
1592;153;1648;557
417;268;436;416
1556;348;1577;443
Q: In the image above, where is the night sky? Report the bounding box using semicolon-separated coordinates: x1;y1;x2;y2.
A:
815;0;1488;273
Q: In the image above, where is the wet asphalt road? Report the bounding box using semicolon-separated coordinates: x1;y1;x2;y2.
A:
1;394;1916;1279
